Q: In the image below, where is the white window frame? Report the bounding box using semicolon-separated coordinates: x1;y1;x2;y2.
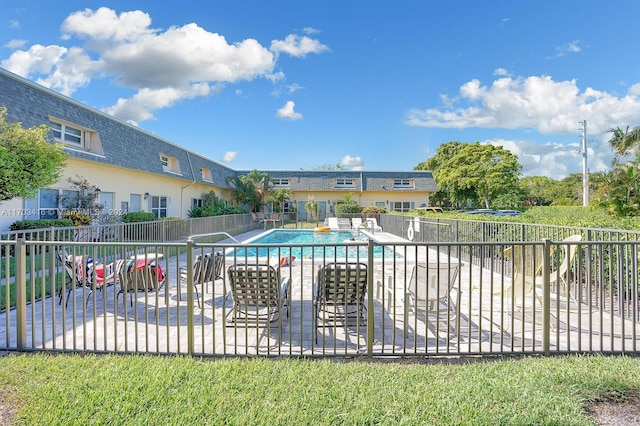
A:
391;201;413;212
51;121;87;148
393;179;414;189
151;196;168;218
192;198;204;209
160;154;181;174
272;178;290;187
200;167;212;182
335;178;355;188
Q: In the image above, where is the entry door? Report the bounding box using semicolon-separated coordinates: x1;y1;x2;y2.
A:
297;201;307;221
318;201;327;221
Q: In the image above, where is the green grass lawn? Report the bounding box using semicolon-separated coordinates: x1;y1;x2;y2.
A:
0;353;638;424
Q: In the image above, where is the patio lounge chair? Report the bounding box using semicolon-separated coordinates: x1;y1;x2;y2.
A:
327;217;340;230
405;262;461;329
179;253;224;308
57;249;122;308
364;218;382;232
313;262;368;343
226;263;291;324
337;218;351;229
351;217;363;229
117;259;163;306
534;235;583;306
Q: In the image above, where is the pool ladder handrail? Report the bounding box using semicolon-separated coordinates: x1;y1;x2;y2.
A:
187;232;241;244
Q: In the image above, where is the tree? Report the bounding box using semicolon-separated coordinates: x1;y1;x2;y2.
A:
305;197;318;221
226;175;259;211
519;176;559;206
591;164;640;216
0;107;67;201
226;169;272;212
415;141;466;206
245;169;272;208
608;126;640;166
414;141;465;172
307;163;346;171
268;188;292;213
60;175;103;213
434;142;521;209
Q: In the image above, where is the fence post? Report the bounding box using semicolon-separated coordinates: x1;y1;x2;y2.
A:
15;238;27;350
186;238;195;354
542;238;551;355
366;239;374;357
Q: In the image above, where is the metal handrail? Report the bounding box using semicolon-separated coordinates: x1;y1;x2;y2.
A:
187;231;241;243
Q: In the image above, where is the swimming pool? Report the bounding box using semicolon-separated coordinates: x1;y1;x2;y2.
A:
228;229;398;260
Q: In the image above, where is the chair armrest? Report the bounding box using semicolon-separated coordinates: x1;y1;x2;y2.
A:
280;277;291;300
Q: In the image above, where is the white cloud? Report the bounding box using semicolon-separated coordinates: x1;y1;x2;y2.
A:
270;34;330;57
549;40;582;58
275;100;303;120
493;68;510;77
484;138;611;180
340;155;364;171
223;151;237;162
407;74;637;177
104;83;216;125
9;20;20;29
5;39;26;49
407;75;640;135
1;7;324;123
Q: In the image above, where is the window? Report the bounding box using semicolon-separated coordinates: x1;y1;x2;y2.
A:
51;122;86;147
335;178;355;188
151;196;168;218
37;189;60;219
391;201;413;212
192;198;203;209
393;179;414;188
160;154;181;174
200;167;212;182
50;117;104;155
272;178;289;186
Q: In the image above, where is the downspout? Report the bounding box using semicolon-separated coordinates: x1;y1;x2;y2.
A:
360;171;364;204
180;152;197;217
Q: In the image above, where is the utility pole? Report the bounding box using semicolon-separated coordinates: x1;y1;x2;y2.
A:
580;120;589;206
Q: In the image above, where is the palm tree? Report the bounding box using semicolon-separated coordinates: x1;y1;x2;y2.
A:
226;175;259;212
608;126;640;166
226;170;272;212
245;169;272;209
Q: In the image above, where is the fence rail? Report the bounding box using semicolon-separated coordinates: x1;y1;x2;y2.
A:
2;225;639;357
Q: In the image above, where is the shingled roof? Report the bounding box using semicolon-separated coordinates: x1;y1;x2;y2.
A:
0;67;437;192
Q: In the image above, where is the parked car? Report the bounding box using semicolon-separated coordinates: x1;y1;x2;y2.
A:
465;209;496;215
498;210;523;216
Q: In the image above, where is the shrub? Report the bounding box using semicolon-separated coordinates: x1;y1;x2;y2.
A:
362;206;387;216
62;211;92;226
10;219;73;231
8;219;74;253
122;212;156;223
335;203;362;217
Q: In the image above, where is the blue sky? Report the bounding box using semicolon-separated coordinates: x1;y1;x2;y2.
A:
1;1;639;179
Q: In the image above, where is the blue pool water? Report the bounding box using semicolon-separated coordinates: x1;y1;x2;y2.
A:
228;229;397;259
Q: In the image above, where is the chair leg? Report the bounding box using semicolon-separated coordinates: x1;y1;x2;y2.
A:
64;288;73;309
194;284;201;308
